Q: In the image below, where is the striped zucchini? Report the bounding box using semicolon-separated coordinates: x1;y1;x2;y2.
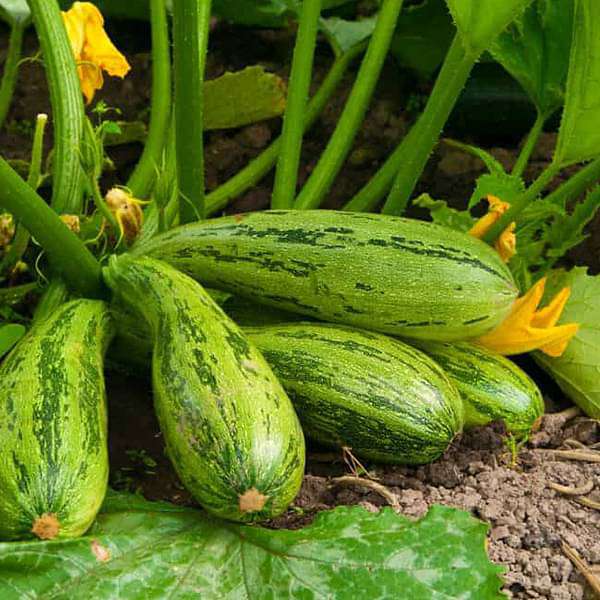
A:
416;341;544;438
104;256;305;523
0;300;113;540
244;323;464;464
134;210;518;342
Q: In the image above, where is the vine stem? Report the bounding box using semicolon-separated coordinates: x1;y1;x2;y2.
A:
382;35;475;215
126;0;171;198
482;163;561;244
205;42;366;215
28;0;85;214
271;0;321;209
294;0;404;210
173;0;212;223
0;157;103;297
512;111;545;179
0;22;24;130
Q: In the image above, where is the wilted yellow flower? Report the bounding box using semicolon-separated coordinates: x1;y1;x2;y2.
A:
469;195;516;263
476;277;579;357
62;2;131;104
60;214;81;234
106;187;144;244
0;213;15;249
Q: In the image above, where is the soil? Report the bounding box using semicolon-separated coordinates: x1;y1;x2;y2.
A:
2;18;599;600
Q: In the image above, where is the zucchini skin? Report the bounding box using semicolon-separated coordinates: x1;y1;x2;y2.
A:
0;300;113;540
416;341;544;438
244;323;464;464
134;210;518;342
104;256;305;523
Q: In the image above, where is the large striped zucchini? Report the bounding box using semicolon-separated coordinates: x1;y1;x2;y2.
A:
134;210;518;342
104;256;305;522
244;323;464;464
416;341;544;438
0;300;113;540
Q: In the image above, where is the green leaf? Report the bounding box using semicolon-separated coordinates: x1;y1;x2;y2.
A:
554;0;600;167
414;194;475;232
204;66;286;130
470;173;526;208
489;0;573;117
320;15;377;55
0;491;504;599
391;0;455;77
535;268;600;418
445;0;534;54
0;0;29;25
0;322;25;358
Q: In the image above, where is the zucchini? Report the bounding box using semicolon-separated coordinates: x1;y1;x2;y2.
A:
0;300;113;540
416;341;544;438
244;323;464;464
104;256;305;522
134;210;518;342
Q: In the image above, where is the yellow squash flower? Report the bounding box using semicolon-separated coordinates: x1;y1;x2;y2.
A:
106;187;145;244
469;195;516;263
62;2;131;104
476;277;579;357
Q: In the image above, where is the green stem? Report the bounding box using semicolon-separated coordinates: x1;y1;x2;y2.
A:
206;42;366;215
511;111;545;179
32;278;69;325
482;163;561;244
382;35;476;215
294;0;404;210
1;112;47;276
0;22;24;131
91;179;119;234
545;155;600;208
28;0;85;214
126;0;171;198
173;0;211;223
271;0;321;209
0;157;103;297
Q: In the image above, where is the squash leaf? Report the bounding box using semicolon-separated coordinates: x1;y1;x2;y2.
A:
204;66;286;130
0;491;505;599
489;0;573;118
535;268;600;418
320;15;377;55
554;0;600;167
0;322;24;359
414;194;474;232
444;0;534;54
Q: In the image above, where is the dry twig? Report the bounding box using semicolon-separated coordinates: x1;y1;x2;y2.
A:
331;475;401;512
561;541;600;597
548;480;595;496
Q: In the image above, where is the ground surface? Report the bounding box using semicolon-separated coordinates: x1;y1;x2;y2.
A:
1;19;599;600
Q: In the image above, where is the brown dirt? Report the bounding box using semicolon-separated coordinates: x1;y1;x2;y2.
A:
2;19;600;599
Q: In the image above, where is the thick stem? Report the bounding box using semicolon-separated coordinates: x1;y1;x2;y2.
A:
0;22;24;131
126;0;171;198
382;35;476;215
545;155;600;208
32;279;69;325
206;43;366;215
0;157;103;297
28;0;85;214
294;0;404;210
173;0;211;223
271;0;321;209
482;163;561;243
512;111;545;179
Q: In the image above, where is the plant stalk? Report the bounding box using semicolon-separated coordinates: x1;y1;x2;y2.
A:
206;42;366;215
0;22;25;131
294;0;404;210
127;0;171;198
173;0;211;223
482;163;561;243
382;35;475;215
545;155;600;208
512;110;545;179
28;0;85;214
0;156;103;297
271;0;321;209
